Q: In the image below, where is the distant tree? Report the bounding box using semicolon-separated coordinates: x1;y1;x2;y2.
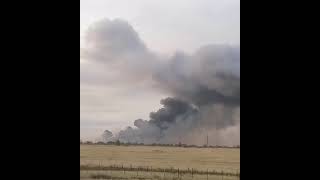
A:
102;130;113;142
96;141;105;145
85;141;93;144
115;140;121;146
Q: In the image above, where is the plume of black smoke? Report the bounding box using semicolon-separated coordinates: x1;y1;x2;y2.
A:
149;98;198;130
81;19;240;146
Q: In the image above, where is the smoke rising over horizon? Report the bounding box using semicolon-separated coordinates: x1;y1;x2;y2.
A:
81;19;240;146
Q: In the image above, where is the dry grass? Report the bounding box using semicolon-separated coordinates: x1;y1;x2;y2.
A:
80;170;239;180
80;145;240;173
80;164;239;176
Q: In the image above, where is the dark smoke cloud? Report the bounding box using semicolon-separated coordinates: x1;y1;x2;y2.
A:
82;19;147;60
154;45;240;107
81;19;240;146
149;98;198;130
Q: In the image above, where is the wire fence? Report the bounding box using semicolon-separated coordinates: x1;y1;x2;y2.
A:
80;164;240;180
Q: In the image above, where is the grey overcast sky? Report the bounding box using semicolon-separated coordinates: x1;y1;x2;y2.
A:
80;0;240;141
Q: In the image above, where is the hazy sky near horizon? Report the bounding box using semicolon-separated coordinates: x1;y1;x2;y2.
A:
80;0;240;141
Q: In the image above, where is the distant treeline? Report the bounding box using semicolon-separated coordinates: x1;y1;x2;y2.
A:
80;140;240;148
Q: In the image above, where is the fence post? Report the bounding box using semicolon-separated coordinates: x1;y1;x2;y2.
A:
192;168;193;178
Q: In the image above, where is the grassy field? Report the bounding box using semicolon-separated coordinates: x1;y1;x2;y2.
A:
80;145;240;179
